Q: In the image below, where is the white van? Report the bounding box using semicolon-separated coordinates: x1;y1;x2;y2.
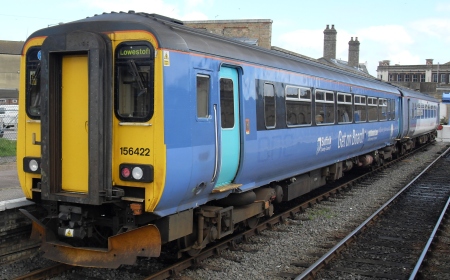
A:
0;105;19;128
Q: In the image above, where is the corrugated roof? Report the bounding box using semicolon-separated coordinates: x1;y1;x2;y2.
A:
0;40;24;55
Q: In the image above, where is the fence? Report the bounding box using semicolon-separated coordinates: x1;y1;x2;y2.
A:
0;107;18;164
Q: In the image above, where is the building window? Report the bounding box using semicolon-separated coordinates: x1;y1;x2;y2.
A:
433;74;437;83
420;74;425;82
405;75;410;82
440;74;446;84
397;74;403;82
412;74;418;82
389;74;394;81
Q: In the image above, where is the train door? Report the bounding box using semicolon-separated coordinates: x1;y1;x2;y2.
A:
40;31;112;205
61;54;89;193
214;67;241;189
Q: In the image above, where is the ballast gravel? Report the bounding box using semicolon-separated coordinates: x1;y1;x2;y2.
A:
0;142;447;280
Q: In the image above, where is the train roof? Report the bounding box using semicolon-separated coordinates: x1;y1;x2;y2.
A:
28;12;399;95
395;86;439;103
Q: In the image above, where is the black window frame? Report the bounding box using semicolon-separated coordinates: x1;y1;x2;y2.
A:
25;47;42;119
285;85;312;127
264;83;276;129
114;41;155;123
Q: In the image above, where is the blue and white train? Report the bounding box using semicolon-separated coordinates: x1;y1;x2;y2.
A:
17;12;438;268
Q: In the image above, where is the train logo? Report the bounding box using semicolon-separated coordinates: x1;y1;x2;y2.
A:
317;136;332;154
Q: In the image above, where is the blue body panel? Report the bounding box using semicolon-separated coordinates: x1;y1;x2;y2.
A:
154;51;401;216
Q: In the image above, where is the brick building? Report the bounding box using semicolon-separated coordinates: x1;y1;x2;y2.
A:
184;19;273;49
0;40;23;105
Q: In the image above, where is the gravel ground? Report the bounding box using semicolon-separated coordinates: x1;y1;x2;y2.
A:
0;142;448;280
176;142;449;280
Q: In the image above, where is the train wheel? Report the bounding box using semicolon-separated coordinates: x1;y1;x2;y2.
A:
178;234;202;257
246;216;259;229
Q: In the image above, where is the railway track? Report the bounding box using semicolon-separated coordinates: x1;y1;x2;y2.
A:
297;145;450;280
143;143;445;280
4;142;446;280
0;205;41;264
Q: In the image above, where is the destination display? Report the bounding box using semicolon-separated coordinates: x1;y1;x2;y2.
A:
118;45;151;59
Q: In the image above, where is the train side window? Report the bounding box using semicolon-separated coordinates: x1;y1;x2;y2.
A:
337;93;353;124
354;95;367;122
115;42;154;122
315;90;334;125
367;97;378;122
389;99;396;120
197;75;210;118
285;85;311;126
220;78;235;129
25;47;42;119
264;83;276;128
378;98;387;121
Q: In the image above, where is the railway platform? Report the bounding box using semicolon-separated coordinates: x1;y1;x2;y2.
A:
0;162;31;211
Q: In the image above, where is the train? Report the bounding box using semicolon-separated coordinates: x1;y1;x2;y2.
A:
17;12;439;268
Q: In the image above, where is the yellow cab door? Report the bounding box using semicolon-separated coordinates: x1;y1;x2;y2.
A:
61;54;89;193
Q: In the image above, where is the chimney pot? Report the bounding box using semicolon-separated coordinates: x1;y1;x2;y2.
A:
323;24;337;60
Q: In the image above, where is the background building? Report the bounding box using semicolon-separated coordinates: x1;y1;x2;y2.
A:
0;40;23;105
184;19;273;49
376;59;450;100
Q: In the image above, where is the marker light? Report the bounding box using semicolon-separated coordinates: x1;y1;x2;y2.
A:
121;167;131;178
132;167;144;180
29;159;39;172
119;164;154;183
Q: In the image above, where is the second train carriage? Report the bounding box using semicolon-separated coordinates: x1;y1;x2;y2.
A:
17;12;438;267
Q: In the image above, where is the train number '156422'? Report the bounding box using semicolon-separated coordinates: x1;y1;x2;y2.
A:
120;147;150;156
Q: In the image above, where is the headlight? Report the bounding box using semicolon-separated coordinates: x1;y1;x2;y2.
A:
132;167;143;180
23;157;41;174
29;159;39;172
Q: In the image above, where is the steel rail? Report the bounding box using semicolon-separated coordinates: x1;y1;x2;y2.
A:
295;145;450;280
409;195;450;280
145;143;436;280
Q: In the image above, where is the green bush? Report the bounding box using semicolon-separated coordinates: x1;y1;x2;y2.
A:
0;138;16;157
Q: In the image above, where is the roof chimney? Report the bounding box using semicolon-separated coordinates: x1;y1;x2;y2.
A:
323;24;337;60
348;37;360;68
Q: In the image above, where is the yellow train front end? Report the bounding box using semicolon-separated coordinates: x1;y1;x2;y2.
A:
17;19;167;268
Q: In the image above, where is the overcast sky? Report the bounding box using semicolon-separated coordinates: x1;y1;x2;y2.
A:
1;0;449;76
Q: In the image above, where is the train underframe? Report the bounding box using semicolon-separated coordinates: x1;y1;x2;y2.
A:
22;132;436;268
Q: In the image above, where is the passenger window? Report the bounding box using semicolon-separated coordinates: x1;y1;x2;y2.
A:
337;93;353;124
354;95;367;122
264;83;276;128
285;85;312;126
389;99;396;120
315;90;334;124
367;97;378;122
220;78;235;129
378;98;387;121
196;75;210;118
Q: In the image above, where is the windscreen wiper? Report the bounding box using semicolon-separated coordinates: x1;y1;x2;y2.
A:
127;60;147;96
